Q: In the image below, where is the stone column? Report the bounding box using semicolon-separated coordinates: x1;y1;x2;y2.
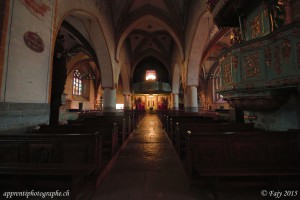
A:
285;0;292;24
173;93;179;110
50;51;67;125
103;87;116;113
292;0;300;21
184;85;198;112
124;93;132;110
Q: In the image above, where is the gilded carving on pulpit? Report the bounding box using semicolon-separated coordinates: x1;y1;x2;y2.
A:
243;52;260;79
232;55;238;70
282;39;291;60
230;28;242;45
274;46;282;74
222;60;232;84
250;14;262;39
265;46;272;67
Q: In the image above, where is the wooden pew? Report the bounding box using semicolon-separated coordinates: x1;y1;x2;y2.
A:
168;117;224;141
161;111;227;136
184;130;300;199
0;132;101;199
174;122;255;158
44;114;136;165
38;123;118;165
130;110;146;128
69;114;133;143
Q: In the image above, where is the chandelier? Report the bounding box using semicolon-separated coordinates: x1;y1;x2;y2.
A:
74;61;96;80
74;68;95;80
81;71;95;80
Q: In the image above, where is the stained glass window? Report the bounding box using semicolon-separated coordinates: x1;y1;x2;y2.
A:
73;70;82;95
145;70;156;81
213;68;224;102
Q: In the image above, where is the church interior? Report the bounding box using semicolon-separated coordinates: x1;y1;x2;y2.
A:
0;0;300;199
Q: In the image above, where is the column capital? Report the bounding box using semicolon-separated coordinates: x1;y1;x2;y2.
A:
102;86;115;90
185;85;198;88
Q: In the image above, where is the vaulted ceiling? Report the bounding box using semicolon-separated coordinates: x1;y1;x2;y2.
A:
107;0;191;71
59;0;233;89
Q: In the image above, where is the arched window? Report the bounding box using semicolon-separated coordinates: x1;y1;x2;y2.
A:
212;67;225;103
73;70;82;95
145;70;156;81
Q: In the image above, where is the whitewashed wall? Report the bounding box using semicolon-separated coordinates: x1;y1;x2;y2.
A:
2;0;54;103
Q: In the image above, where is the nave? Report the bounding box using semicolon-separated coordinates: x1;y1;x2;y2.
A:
1;112;299;200
91;113;200;200
2;0;300;199
90;112;300;200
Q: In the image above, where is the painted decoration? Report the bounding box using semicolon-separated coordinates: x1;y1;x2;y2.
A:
242;52;260;79
134;96;145;110
23;31;44;53
250;14;262;39
21;0;51;17
158;96;169;110
221;59;232;85
274;46;282;74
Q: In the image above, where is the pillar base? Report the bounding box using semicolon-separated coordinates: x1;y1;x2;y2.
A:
184;107;198;112
103;107;116;113
0;102;50;133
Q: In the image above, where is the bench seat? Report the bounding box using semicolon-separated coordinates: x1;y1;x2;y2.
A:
0;164;95;176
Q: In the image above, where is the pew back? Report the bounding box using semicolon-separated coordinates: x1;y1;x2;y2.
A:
0;132;101;166
185;131;300;176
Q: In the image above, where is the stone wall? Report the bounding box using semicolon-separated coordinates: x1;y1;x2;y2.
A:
0;0;10;94
0;102;50;133
2;0;54;103
292;0;300;21
56;0;115;89
254;93;300;131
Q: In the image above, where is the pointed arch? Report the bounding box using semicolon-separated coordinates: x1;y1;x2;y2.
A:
186;11;215;86
0;0;10;99
116;15;184;62
171;63;181;94
131;49;170;77
120;63;131;93
53;9;114;89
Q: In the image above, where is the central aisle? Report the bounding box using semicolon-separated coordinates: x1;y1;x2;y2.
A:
91;113;199;200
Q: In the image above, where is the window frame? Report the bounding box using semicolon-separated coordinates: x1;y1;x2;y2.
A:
212;67;225;103
145;70;157;81
73;69;83;96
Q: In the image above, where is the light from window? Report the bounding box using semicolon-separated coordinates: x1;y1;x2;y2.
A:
73;70;82;95
116;104;124;109
145;70;156;81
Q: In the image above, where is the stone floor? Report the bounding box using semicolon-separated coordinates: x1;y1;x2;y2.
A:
91;114;203;200
91;114;300;200
1;114;298;200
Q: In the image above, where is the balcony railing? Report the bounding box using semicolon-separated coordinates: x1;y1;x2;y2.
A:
132;82;171;94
